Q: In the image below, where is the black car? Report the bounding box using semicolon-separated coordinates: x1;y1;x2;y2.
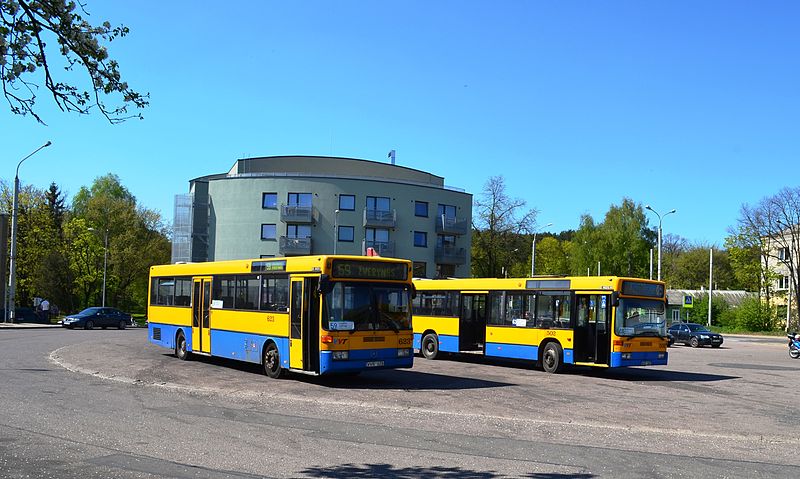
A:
62;307;132;330
667;322;723;348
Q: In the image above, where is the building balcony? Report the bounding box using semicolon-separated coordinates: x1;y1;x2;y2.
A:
279;236;312;256
435;215;469;235
362;240;395;257
435;246;466;265
363;209;396;228
280;204;315;224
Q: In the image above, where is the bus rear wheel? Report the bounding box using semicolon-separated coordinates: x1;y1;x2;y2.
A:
542;342;563;374
421;333;439;360
263;343;284;379
175;331;190;361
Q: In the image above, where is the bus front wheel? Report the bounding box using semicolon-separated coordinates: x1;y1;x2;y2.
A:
542;342;563;374
263;343;284;379
421;333;439;360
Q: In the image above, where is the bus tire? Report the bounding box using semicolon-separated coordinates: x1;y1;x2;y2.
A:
542;342;563;374
263;342;284;379
175;331;191;360
421;333;439;360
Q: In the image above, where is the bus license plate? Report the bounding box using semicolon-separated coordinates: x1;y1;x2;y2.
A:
365;361;384;367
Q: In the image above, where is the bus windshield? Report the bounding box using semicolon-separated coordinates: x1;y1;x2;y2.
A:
614;298;667;337
323;282;412;332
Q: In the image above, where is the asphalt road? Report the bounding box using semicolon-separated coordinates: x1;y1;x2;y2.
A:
1;327;798;478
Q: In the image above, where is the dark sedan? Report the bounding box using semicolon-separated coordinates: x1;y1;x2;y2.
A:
667;322;723;348
62;307;132;330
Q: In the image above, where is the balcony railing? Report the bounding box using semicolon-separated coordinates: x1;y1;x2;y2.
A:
435;246;466;265
280;204;315;223
435;215;469;235
362;240;395;257
279;236;312;256
363;209;396;228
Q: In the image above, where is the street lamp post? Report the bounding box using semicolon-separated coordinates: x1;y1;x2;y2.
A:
333;209;340;255
88;227;109;307
6;141;52;323
645;205;676;281
531;222;553;276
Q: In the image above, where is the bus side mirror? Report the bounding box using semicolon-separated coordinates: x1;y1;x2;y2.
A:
611;291;620;307
318;274;333;295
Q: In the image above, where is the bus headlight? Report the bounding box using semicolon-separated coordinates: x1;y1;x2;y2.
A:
621;353;632;360
397;348;412;357
332;351;349;360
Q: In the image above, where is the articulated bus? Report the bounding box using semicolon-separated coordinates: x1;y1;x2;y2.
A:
147;255;414;378
412;276;668;373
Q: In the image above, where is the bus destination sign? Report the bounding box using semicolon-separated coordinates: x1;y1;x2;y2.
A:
330;260;408;281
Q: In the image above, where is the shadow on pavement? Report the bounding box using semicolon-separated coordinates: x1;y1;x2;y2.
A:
300;463;590;478
580;367;739;382
170;353;516;390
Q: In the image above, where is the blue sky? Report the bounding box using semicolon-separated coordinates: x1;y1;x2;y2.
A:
4;1;798;247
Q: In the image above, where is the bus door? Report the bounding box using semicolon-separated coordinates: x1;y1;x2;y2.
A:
192;277;212;354
574;293;610;364
459;294;487;351
289;278;320;372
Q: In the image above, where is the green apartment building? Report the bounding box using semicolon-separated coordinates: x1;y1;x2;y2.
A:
172;156;472;278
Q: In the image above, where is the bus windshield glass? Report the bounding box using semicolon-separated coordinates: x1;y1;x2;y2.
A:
614;298;667;337
323;282;412;332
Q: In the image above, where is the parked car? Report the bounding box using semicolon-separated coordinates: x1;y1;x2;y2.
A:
667;322;724;348
62;307;132;330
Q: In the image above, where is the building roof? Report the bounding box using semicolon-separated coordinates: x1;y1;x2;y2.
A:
667;289;755;308
190;155;465;191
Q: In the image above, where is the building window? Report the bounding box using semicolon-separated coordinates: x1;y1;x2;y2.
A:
779;247;791;261
366;196;390;212
339;195;355;211
338;226;354;242
780;275;790;289
671;309;680;322
260;254;275;258
437;234;456;248
366;228;390;243
261;224;277;240
414;231;427;247
438;204;457;220
262;193;277;209
413;262;427;278
287;224;311;238
415;201;428;217
436;264;456;278
288;193;312;207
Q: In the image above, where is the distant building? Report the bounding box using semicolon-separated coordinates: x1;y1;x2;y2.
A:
172;155;473;278
666;288;755;323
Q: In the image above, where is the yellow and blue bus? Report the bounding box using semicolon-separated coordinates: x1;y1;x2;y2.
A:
412;276;668;373
147;255;414;378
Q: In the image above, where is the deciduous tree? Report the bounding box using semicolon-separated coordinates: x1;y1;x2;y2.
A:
1;0;148;123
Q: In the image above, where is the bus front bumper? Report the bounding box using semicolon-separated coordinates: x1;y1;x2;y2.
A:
610;351;668;367
320;349;413;374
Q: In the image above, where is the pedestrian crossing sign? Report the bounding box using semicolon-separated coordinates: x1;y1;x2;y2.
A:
683;295;693;308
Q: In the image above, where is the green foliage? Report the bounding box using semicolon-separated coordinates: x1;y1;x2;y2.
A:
3;174;169;314
670;248;738;290
724;233;762;294
734;297;775;331
1;0;148;123
686;294;729;326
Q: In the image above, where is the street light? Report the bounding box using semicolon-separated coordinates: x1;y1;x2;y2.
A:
531;222;553;276
333;209;340;255
6;141;52;323
645;205;676;281
88;227;109;307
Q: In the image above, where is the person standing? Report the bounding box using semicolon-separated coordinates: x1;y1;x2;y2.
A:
40;298;50;323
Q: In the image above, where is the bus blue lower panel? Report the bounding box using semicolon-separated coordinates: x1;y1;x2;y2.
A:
610;351;668;367
148;323;191;351
413;333;459;353
320;348;413;374
485;342;574;364
210;330;290;368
